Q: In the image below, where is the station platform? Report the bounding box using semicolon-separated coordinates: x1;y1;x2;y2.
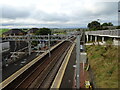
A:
50;42;75;89
59;51;89;89
1;40;89;89
2;52;38;81
1;41;64;89
53;45;89;89
60;47;76;88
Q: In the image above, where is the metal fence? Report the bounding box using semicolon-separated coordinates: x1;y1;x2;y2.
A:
85;29;120;37
2;34;73;41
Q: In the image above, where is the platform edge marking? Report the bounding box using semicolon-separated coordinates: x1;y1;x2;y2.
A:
0;40;64;89
51;42;75;89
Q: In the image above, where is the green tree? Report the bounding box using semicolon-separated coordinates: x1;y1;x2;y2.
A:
101;23;108;26
29;28;39;33
116;25;120;29
108;22;113;26
101;22;114;30
87;21;101;30
35;28;51;35
101;22;113;26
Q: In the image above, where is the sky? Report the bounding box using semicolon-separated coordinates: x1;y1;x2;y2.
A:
0;0;119;28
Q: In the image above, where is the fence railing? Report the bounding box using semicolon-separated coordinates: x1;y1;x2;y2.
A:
85;29;120;37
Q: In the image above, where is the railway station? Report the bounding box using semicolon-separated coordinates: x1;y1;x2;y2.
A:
0;29;120;89
1;1;120;89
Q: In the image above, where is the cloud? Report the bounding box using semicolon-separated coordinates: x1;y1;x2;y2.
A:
1;0;118;28
74;2;117;17
31;10;70;22
1;5;31;19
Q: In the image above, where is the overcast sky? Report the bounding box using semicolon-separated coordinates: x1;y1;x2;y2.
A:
1;0;119;28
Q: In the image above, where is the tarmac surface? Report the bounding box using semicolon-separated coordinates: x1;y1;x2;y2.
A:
2;41;57;82
2;52;39;81
60;47;76;88
60;45;88;89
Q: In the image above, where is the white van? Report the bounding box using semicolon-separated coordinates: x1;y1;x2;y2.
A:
80;45;85;52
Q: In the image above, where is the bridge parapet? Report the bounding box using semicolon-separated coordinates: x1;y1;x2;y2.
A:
85;29;120;37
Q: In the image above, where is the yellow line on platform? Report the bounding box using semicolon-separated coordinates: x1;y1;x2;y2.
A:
0;40;64;89
51;42;75;89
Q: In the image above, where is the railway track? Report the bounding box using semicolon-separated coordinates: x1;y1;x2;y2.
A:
3;41;73;89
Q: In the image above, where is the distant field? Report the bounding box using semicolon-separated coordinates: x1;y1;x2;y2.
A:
0;29;10;35
53;32;66;35
86;43;118;88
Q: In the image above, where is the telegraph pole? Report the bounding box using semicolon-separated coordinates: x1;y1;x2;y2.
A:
76;35;80;89
28;31;31;55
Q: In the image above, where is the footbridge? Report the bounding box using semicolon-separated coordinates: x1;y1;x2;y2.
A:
85;29;120;45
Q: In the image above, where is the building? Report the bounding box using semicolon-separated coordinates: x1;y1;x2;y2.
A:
28;28;39;34
3;29;26;36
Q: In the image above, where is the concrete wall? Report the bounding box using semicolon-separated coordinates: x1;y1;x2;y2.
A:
85;35;120;45
85;29;120;45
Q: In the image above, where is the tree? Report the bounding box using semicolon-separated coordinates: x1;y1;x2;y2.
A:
35;28;51;35
101;22;114;30
116;26;120;29
108;22;113;26
101;23;108;26
29;28;39;33
87;21;101;30
101;22;113;26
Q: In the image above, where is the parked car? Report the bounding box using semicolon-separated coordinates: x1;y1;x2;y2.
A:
80;45;86;52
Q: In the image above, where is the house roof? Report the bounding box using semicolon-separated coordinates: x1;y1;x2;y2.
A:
28;28;39;33
3;29;26;35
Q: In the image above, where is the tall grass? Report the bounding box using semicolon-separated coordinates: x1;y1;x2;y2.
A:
86;44;118;88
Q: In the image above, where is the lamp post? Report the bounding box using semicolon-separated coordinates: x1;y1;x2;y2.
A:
48;34;51;57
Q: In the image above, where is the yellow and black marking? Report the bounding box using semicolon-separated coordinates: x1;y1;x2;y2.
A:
0;40;65;89
51;42;75;88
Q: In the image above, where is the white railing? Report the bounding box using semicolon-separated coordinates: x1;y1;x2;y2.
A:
85;29;120;37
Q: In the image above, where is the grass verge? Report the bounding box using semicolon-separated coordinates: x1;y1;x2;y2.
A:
86;44;118;88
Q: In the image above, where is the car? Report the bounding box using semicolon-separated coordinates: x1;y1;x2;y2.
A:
80;45;86;52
